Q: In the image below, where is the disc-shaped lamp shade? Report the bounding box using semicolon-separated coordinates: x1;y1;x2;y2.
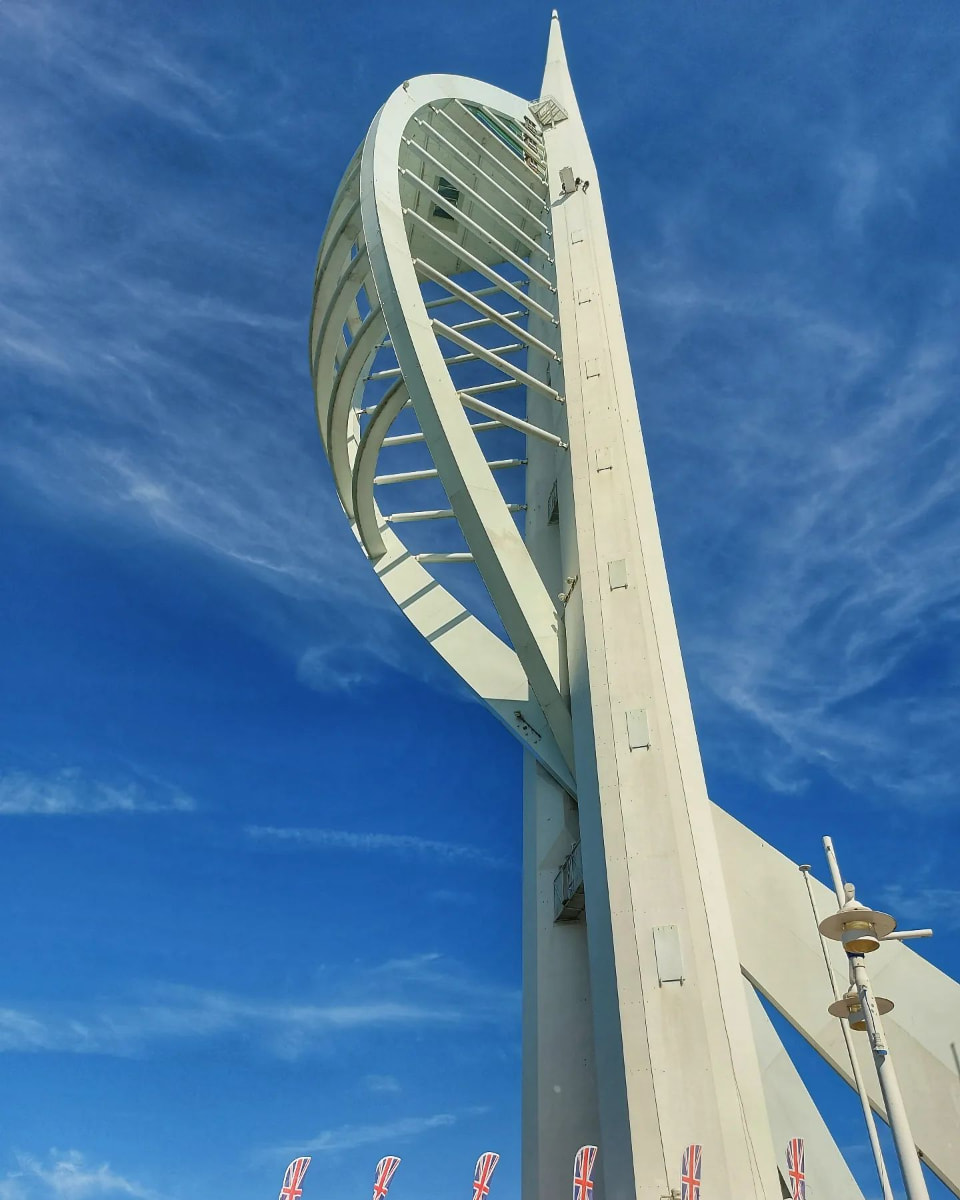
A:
819;906;896;953
828;991;895;1031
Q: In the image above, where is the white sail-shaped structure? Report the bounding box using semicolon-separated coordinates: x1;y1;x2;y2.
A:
309;16;960;1200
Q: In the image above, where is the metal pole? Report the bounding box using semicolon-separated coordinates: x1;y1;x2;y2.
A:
821;838;931;1200
822;836;847;907
799;864;894;1200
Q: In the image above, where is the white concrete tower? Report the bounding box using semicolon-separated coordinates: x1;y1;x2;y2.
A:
309;16;960;1200
522;18;778;1199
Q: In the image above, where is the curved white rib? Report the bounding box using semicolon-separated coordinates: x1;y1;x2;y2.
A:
327;309;386;513
360;76;573;766
310;74;575;784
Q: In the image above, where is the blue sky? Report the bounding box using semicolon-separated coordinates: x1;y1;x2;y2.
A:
1;1;958;1199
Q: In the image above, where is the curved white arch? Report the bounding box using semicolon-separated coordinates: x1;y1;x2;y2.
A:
359;75;573;768
352;377;409;558
327;308;386;512
310;75;575;788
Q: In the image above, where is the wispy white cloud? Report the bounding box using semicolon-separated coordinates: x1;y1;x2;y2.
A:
296;645;385;694
0;992;447;1058
0;769;194;816
363;1074;401;1095
878;885;960;933
833;146;881;236
1;0;231;139
2;1150;152;1200
0;0;383;625
599;7;960;813
295;1112;455;1154
618;120;960;809
0;955;517;1059
245;826;511;870
676;313;960;806
0;0;510;716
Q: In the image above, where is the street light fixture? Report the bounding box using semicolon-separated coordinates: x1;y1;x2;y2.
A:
818;837;934;1200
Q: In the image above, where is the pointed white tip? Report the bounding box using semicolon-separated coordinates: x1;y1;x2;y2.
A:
543;6;574;104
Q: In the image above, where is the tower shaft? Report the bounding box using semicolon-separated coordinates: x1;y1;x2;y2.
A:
522;17;780;1200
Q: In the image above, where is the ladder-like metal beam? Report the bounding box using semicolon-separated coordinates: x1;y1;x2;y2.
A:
453;99;547;186
405;209;554;321
461;379;524;397
380;299;524;349
388;503;525;522
400;169;555;292
412;115;550;234
432;320;561;399
477;102;548;172
459;391;566;449
415;259;557;358
432;103;548;211
383;419;501;447
369;342;524;381
403;136;550;261
424;283;516;310
375;458;525;485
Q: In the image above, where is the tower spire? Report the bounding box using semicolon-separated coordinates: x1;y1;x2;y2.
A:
541;10;580;119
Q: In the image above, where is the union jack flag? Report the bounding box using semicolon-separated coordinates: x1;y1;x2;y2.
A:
472;1152;500;1200
573;1145;598;1200
372;1156;401;1200
681;1144;702;1200
279;1157;311;1200
786;1138;805;1200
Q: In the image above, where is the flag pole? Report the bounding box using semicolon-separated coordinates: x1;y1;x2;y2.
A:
798;863;894;1200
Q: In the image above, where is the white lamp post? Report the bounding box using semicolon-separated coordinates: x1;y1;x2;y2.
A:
799;863;895;1200
818;836;933;1200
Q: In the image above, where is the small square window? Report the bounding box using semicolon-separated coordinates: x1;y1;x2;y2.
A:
432;176;460;220
547;481;559;525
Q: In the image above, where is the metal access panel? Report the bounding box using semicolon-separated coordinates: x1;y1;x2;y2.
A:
608;558;628;590
653;924;684;984
626;708;650;749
